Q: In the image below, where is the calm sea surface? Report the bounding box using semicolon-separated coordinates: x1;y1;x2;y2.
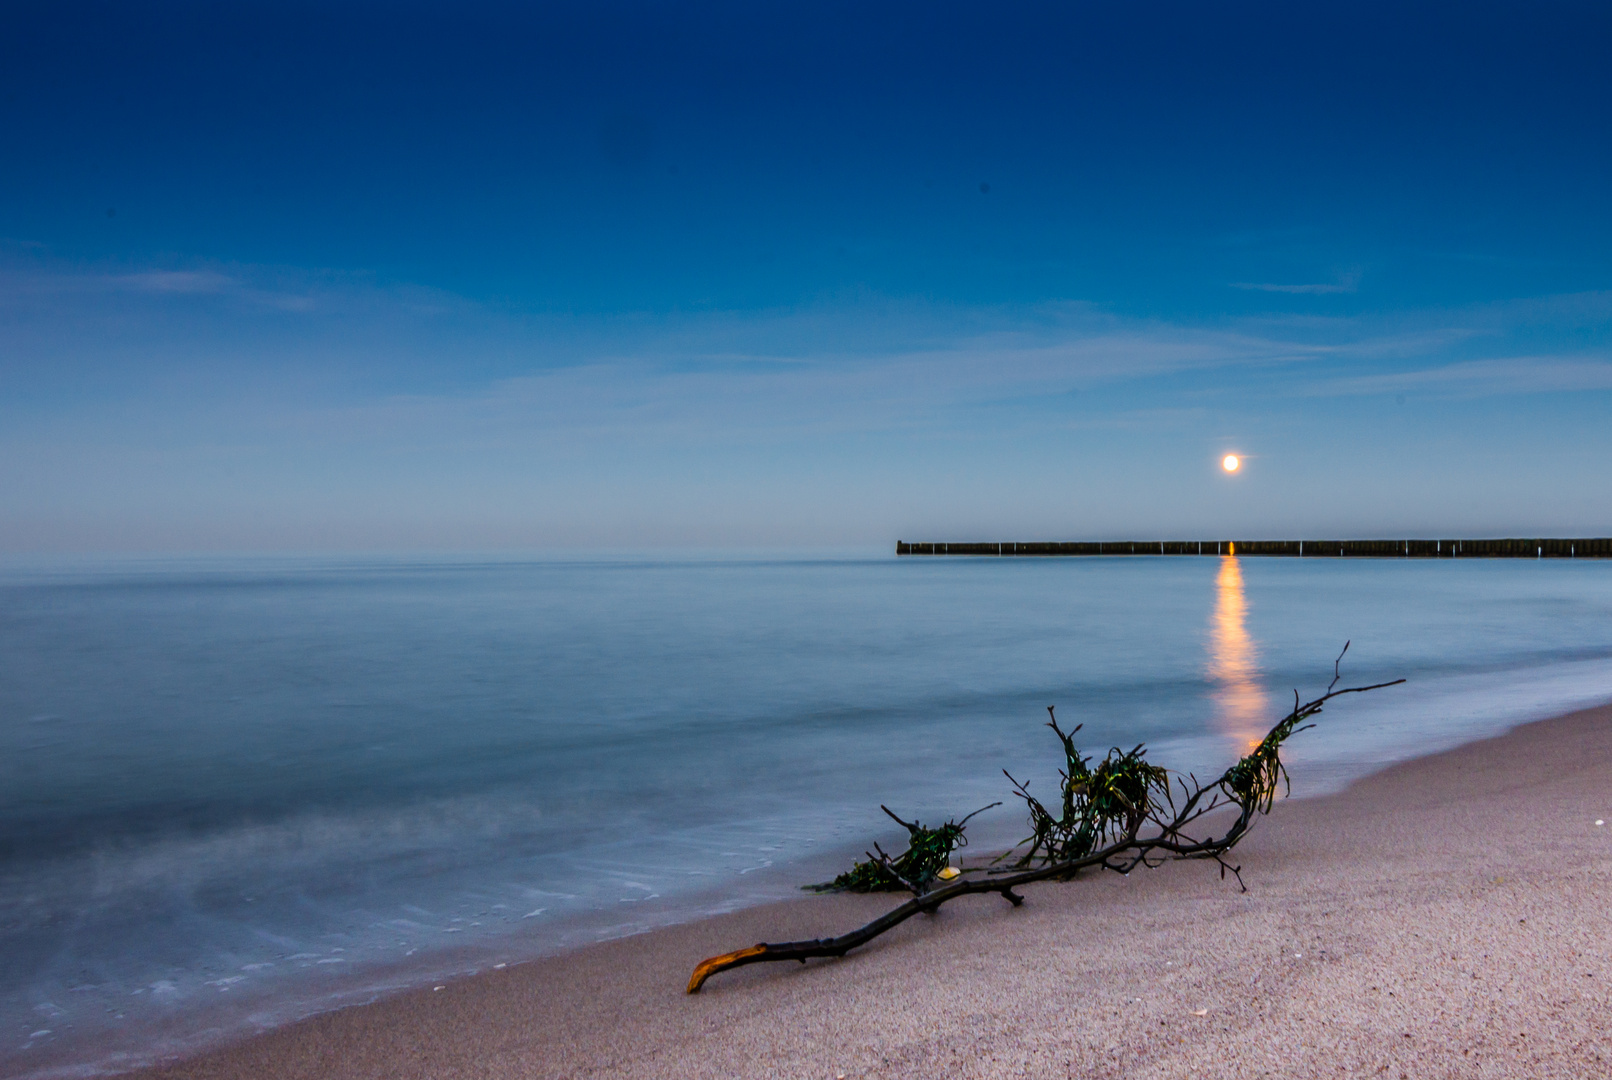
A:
3;552;1611;1076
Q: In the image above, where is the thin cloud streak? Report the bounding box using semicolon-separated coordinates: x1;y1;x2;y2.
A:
1309;355;1612;399
1230;281;1357;295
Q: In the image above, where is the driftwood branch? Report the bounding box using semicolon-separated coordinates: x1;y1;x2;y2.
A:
688;643;1402;992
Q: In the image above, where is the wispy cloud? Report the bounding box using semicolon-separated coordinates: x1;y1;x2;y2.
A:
116;270;236;295
287;323;1318;450
1230;276;1358;295
1309;355;1612;398
0;259;431;316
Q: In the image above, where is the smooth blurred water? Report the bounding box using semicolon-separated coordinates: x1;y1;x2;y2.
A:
3;551;1612;1076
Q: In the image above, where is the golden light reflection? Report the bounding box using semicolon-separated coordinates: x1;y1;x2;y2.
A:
1207;555;1268;750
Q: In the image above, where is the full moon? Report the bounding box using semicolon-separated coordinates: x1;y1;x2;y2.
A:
1222;454;1240;472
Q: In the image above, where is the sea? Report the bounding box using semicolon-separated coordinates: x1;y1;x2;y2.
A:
3;551;1611;1077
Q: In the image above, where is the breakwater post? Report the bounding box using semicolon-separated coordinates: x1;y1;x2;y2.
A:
894;538;1612;558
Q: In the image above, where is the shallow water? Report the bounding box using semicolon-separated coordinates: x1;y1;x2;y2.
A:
3;551;1611;1076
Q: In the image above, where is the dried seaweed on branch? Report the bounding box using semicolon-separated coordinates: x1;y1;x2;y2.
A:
804;803;1001;894
687;643;1401;993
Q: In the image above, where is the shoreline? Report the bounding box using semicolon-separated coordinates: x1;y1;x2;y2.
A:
113;701;1611;1079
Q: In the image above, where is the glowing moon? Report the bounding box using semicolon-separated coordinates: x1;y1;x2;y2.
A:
1222;454;1241;472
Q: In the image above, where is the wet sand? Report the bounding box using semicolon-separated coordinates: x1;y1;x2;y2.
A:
138;704;1611;1080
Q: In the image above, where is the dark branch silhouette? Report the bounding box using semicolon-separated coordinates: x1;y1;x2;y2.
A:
688;643;1402;992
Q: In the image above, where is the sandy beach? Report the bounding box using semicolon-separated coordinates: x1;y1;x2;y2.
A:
135;704;1611;1080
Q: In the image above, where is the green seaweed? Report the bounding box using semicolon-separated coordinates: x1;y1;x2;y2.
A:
999;709;1170;874
806;803;998;894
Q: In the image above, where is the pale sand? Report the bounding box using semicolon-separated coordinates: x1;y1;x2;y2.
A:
139;705;1611;1080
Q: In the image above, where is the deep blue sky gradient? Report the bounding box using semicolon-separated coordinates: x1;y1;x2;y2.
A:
4;2;1611;549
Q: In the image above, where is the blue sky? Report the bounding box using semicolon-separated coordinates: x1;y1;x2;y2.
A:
3;1;1610;550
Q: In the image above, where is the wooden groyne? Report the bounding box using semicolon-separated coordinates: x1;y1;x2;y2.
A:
895;538;1612;558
